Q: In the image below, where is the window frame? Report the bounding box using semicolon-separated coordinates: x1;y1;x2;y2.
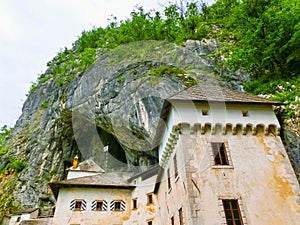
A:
211;142;230;166
222;199;244;225
110;200;126;211
70;199;86;211
92;200;107;211
146;193;154;205
132;198;138;210
114;201;121;211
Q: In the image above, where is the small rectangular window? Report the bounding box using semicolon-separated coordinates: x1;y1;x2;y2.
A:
92;200;107;211
147;193;153;204
178;207;184;225
212;142;229;165
222;199;244;225
96;201;103;211
173;155;178;178
70;199;86;211
132;199;138;209
147;221;153;225
75;201;82;210
114;201;121;210
167;168;171;190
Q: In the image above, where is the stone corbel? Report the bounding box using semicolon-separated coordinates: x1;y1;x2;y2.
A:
242;126;247;135
233;126;237;135
252;127;257;135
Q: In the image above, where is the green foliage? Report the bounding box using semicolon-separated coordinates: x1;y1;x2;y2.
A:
244;75;300;118
23;0;298;119
0;158;26;174
0;126;12;156
149;66;186;77
147;65;198;87
41;101;49;109
28;83;38;95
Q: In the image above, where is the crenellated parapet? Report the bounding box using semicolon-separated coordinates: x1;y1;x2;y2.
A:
159;122;280;167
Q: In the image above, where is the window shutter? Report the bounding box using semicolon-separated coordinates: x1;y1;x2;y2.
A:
103;200;108;211
81;200;87;210
91;200;96;211
110;201;115;210
121;201;126;211
70;200;75;210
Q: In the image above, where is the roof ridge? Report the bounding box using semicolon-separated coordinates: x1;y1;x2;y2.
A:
167;83;279;105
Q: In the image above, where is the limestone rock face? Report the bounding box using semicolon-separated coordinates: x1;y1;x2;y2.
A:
0;40;297;216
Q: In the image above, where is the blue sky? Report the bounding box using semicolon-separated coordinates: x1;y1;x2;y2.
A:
0;0;215;127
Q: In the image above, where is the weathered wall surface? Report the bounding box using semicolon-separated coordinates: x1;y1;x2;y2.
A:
157;122;300;225
52;187;132;225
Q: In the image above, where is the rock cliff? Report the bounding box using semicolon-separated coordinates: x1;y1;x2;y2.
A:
0;40;298;218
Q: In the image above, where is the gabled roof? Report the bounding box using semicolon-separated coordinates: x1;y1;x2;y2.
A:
152;83;280;151
168;84;279;104
49;172;135;199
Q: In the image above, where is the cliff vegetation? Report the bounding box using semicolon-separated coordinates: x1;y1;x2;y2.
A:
0;0;299;219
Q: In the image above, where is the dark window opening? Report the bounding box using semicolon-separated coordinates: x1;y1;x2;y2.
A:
212;142;229;165
114;201;121;210
96;201;103;211
202;109;209;116
147;221;153;225
242;110;249;117
178;207;183;225
16;216;21;222
147;194;153;204
222;199;244;225
74;201;82;210
133;199;137;209
167;168;171;190
171;216;174;225
173;155;178;178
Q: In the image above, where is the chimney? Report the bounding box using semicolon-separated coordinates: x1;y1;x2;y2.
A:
73;155;79;169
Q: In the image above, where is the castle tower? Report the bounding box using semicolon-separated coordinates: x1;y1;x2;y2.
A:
154;84;300;225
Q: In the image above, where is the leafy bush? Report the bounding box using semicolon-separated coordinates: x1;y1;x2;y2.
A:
0;159;26;174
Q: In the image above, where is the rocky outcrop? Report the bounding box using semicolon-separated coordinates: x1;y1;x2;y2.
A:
0;39;298;218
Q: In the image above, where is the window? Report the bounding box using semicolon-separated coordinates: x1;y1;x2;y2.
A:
147;221;153;225
171;216;174;225
242;110;249;117
178;207;184;225
202;108;209;116
75;201;82;210
132;199;138;209
147;193;153;204
173;155;178;178
110;200;126;211
115;202;121;210
212;142;229;165
167;168;171;190
222;199;244;225
16;216;21;222
92;200;107;211
70;199;86;211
